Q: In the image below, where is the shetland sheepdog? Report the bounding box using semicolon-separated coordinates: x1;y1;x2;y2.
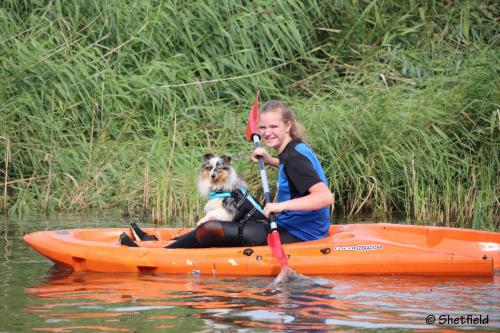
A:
196;153;247;226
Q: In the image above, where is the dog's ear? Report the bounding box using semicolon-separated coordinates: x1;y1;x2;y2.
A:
202;153;214;162
221;155;232;165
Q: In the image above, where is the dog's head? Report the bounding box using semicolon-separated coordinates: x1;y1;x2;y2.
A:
197;154;247;197
199;153;232;185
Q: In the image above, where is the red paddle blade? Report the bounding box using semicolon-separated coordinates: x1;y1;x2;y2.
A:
267;230;289;267
245;91;260;141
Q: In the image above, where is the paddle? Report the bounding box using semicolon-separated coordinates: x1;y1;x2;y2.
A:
245;91;289;268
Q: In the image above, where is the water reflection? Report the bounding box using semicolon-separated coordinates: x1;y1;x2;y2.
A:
2;213;499;332
25;267;500;332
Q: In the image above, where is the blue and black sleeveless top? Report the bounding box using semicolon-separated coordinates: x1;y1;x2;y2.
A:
276;138;330;241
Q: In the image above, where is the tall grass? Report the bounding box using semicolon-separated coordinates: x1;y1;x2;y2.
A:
0;0;498;229
301;49;499;229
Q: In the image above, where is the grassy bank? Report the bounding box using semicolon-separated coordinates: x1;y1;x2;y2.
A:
0;0;498;229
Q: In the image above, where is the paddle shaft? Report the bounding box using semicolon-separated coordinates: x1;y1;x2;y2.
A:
251;134;278;231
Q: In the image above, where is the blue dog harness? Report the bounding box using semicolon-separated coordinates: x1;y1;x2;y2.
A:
208;188;265;222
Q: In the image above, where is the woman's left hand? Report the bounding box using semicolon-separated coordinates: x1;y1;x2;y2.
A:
263;202;287;218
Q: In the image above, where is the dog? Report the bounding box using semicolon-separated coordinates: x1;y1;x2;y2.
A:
119;153;265;247
196;153;248;226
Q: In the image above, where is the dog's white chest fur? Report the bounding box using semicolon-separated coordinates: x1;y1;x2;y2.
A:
196;198;235;226
204;198;224;213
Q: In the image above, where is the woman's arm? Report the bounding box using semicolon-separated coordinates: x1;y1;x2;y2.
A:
263;182;333;217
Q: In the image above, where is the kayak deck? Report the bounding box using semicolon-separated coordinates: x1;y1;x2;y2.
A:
23;223;500;276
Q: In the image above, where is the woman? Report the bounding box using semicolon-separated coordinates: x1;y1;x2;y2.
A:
251;100;333;242
120;100;333;248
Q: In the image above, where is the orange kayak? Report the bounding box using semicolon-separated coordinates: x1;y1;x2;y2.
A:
23;223;500;276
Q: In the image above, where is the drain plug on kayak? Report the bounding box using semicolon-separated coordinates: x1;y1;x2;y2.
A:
243;248;254;256
320;248;331;255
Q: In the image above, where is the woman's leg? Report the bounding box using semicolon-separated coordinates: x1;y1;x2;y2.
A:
165;220;229;248
240;220;302;245
164;229;200;248
277;229;303;244
165;220;303;249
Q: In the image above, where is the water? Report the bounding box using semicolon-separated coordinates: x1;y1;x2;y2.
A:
1;211;499;332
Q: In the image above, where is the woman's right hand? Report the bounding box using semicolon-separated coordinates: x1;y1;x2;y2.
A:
251;147;278;167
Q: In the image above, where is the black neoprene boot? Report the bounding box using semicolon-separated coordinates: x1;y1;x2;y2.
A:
119;232;139;247
129;222;158;241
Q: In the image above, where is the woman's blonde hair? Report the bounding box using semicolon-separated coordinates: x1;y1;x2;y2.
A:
260;100;307;143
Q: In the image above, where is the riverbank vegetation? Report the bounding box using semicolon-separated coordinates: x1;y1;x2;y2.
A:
1;0;498;229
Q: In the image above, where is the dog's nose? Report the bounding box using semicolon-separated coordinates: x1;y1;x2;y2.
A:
210;173;217;180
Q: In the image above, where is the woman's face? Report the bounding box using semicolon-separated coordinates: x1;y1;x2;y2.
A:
258;111;292;153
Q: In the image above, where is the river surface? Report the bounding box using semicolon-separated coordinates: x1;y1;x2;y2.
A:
1;211;498;332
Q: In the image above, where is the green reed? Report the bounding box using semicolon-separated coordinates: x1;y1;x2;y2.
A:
0;0;498;229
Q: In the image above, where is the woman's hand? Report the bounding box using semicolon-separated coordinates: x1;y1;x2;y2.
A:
251;147;279;167
263;202;287;218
